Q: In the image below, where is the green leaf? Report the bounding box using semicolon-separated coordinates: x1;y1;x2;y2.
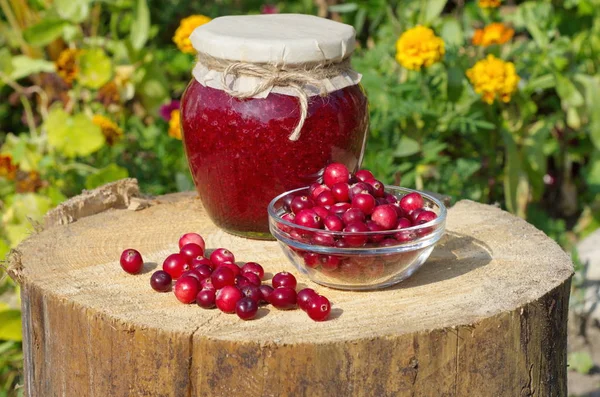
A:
568;351;595;375
10;56;55;80
85;164;129;190
78;48;112;89
424;0;448;25
328;3;359;13
395;136;420;157
574;74;600;150
555;74;584;108
585;152;600;194
23;18;69;46
55;0;90;22
447;65;463;103
440;17;463;47
136;60;169;114
130;0;150;50
0;310;21;341
46;108;105;157
502;130;521;215
0;48;14;78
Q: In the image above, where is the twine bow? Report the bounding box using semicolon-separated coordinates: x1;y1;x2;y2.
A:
198;53;352;141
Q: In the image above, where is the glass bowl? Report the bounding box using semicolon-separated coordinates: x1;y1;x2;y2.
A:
268;186;447;290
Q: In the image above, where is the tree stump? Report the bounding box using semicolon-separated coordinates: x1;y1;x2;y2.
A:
7;179;573;396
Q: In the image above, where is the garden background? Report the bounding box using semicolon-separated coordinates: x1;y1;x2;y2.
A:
0;0;599;395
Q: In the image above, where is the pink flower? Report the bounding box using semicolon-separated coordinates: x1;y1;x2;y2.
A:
159;99;180;121
261;4;279;14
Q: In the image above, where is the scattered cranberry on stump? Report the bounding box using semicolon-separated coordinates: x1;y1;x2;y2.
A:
119;249;144;274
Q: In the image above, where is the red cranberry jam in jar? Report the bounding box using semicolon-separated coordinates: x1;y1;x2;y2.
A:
181;14;368;239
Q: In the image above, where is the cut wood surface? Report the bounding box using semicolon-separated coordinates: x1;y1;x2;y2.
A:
9;179;573;396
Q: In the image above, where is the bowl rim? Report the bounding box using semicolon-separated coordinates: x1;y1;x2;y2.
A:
267;185;447;236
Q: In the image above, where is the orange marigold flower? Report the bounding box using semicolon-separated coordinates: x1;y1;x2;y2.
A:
395;25;445;71
472;23;514;46
466;54;520;104
168;110;182;140
478;0;502;8
55;48;80;85
92;115;123;146
173;15;212;54
0;154;17;180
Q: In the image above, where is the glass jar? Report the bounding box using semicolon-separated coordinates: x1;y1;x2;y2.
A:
181;14;369;239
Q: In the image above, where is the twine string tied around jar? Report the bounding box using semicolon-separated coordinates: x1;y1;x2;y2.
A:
198;53;353;141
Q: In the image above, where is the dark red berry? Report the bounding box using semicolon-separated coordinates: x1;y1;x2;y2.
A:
371;204;399;230
181;269;203;282
150;270;172;292
178;233;206;252
241;272;260;286
270;286;297;310
218;262;241;276
201;277;216;291
291;195;314;214
294;209;323;229
366;220;386;243
321;255;341;270
282;193;295;212
354;169;374;182
174;276;200;304
192;264;212;280
297;288;318;311
343;222;369;247
236;297;259;320
162;253;189;279
235;275;252;288
415;210;437;224
309;184;330;200
379;238;398;247
400;192;424;213
303;252;320;268
342;208;366;226
191;256;213;270
331;182;350;202
324;215;344;231
349;182;372;199
259;285;274;304
396;217;412;229
351;193;376;215
316;190;336;207
180;243;204;263
323;163;350;188
312;232;335;246
384;193;398;204
216;285;243;313
196;289;216;309
312;206;330;220
307;295;331;321
120;249;144;274
211;266;235;289
279;212;295;233
210;248;235;267
330;202;352;215
240;285;262;303
409;208;424;223
240;262;264;279
272;271;297;289
364;178;384;197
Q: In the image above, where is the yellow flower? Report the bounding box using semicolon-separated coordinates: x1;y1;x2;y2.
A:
472;23;514;46
173;15;212;54
55;48;80;85
395;25;445;71
478;0;502;8
466;54;520;104
0;154;17;180
168;110;182;140
92;115;123;146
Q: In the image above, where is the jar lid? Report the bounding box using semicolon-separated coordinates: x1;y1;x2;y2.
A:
190;14;356;64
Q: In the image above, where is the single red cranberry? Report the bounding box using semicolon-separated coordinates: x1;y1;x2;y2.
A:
150;270;172;292
415;210;437;224
235;275;252;288
218;262;241;276
335;239;350;248
307;295;331;321
396;217;412;229
200;277;216;291
342;208;366;226
308;182;322;198
316;191;336;207
191;256;213;270
120;249;144;274
392;203;406;218
174;276;200;304
348;182;372;199
236;297;259;320
240;285;262;303
364;178;385;197
378;238;398;247
323;215;344;231
323;163;350;188
241;262;264;279
310;184;331;200
272;271;297;289
181;269;203;282
282;193;295;212
303;252;320;268
384;193;398;204
351;193;376;215
297;288;318;311
376;198;388;206
366;220;386;243
210;248;235;267
331;182;350;202
330;202;352;215
343;222;369;247
371;205;399;230
400;192;424;213
409;208;424;223
395;229;417;243
192;264;212;280
290;229;310;243
312;206;330;220
339;260;362;279
178;233;206;252
211;266;235;289
321;255;341;270
196;289;216;309
162;253;189;279
243;272;262;286
312;232;335;247
259;285;274;304
180;243;204;263
294;209;323;229
270;286;297;310
291;195;314;214
355;169;374;182
216;285;243;313
279;212;296;233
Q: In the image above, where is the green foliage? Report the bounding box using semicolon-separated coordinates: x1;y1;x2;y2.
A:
568;351;595;375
